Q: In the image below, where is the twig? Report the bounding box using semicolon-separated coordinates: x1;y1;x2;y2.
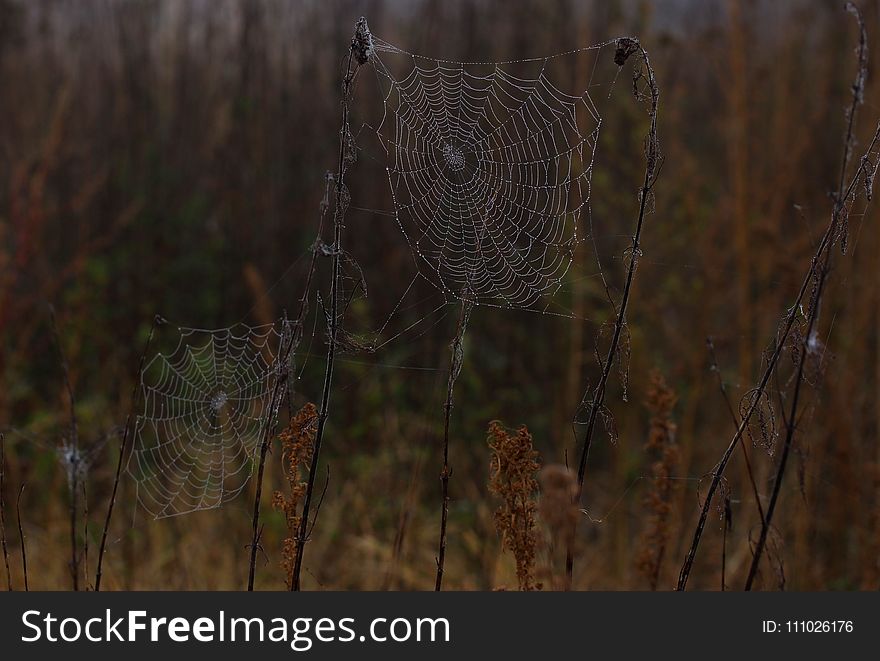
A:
94;314;163;591
721;494;731;591
48;304;80;591
435;295;473;591
707;337;765;525
745;8;868;587
305;465;331;541
17;484;27;592
81;481;90;590
247;165;336;593
0;433;11;590
566;39;660;587
247;330;291;591
247;184;336;593
677;5;878;590
291;18;368;592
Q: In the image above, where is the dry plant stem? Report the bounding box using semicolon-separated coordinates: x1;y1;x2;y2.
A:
247;181;332;592
247;312;309;591
81;481;89;589
49;304;80;591
721;496;731;591
707;337;765;525
744;268;827;590
290;45;357;593
679;217;852;590
17;485;27;591
744;9;867;587
94;315;162;592
435;296;472;591
677;7;875;591
566;42;660;587
247;369;287;591
246;311;304;590
0;433;11;590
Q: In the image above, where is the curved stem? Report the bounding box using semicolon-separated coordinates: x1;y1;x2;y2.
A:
95;315;162;592
677;5;875;590
16;485;27;592
566;41;659;588
743;263;826;590
707;337;765;526
435;296;472;591
246;356;288;591
291;45;357;592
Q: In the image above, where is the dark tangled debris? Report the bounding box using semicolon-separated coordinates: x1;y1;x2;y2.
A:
352;17;373;65
614;37;640;66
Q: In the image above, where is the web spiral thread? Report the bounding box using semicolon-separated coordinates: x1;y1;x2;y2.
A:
368;36;603;310
128;324;285;518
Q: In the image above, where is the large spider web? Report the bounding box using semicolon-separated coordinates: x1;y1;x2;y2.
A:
363;36;603;311
128;324;285;518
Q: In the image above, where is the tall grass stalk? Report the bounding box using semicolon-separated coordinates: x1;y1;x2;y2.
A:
744;5;871;590
94;315;163;591
435;295;473;591
16;484;27;591
567;38;660;588
678;4;880;591
707;336;765;525
246;175;335;591
290;18;370;591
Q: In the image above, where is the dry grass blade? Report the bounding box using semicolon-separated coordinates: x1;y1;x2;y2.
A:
17;484;27;592
707;337;765;525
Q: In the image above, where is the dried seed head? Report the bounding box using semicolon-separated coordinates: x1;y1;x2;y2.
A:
488;421;540;591
614;37;640;67
352;17;373;65
274;403;318;588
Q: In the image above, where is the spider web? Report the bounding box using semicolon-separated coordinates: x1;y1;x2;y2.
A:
128;323;285;518
363;35;603;311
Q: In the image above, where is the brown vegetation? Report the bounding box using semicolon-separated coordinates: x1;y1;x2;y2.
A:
1;0;879;591
488;422;541;591
273;403;318;589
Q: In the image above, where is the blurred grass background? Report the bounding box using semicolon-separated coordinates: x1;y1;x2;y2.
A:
1;0;879;590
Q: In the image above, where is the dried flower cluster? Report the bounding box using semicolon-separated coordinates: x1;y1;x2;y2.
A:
273;403;318;589
487;421;540;591
635;371;680;590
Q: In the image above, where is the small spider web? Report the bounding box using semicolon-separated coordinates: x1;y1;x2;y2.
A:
128;323;285;518
362;35;604;312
